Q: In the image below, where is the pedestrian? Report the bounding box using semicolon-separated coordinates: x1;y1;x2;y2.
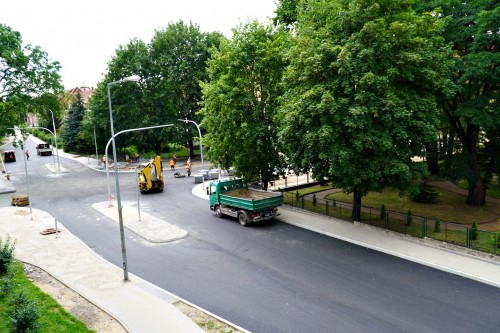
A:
25;150;29;160
134;152;140;162
186;158;191;177
169;158;175;171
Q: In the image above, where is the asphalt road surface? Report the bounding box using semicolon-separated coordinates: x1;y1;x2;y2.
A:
2;140;500;333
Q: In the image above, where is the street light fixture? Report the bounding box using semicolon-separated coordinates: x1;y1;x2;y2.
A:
107;75;141;282
178;118;205;184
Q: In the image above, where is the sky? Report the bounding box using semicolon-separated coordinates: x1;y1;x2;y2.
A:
1;0;277;89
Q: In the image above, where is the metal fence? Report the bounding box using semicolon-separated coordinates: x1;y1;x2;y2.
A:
283;192;499;256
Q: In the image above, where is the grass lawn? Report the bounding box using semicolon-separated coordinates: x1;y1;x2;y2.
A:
0;261;93;333
324;187;499;225
457;176;500;199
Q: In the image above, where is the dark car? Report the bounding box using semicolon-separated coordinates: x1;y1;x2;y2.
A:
2;150;16;162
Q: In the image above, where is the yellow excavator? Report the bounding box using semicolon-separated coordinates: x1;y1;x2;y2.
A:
137;155;164;193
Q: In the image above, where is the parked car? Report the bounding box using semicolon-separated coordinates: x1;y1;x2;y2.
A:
36;143;53;156
2;150;16;162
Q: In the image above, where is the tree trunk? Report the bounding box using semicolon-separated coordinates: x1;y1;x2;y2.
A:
444;127;455;174
351;188;362;221
425;141;439;175
465;125;486;206
154;143;161;156
188;138;195;159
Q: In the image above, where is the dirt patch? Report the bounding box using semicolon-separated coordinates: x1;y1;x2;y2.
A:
23;263;127;333
173;301;245;333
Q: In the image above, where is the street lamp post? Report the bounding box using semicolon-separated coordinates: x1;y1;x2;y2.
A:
107;75;141;282
178;118;204;170
93;127;99;167
48;110;61;171
178;118;205;187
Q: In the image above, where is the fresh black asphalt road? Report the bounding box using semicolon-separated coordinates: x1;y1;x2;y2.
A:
3;141;500;333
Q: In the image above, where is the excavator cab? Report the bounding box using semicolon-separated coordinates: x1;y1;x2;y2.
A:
137;156;164;193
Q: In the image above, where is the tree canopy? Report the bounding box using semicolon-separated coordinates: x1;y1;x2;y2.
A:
414;0;499;206
0;24;62;135
278;0;453;219
200;21;290;186
85;21;222;156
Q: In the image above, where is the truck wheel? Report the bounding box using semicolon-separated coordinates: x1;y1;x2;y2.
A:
215;206;223;218
238;213;248;227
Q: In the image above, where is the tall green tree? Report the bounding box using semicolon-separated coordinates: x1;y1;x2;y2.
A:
201;21;290;187
149;21;223;156
415;0;499;206
62;92;85;152
279;0;453;220
85;22;221;157
0;24;62;135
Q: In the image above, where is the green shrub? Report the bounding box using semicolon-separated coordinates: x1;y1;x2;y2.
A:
434;219;441;233
409;183;439;203
0;235;16;275
469;222;478;241
0;271;14;296
406;210;413;226
8;290;41;333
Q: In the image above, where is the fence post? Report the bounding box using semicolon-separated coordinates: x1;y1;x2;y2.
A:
422;218;427;238
384;212;389;229
326;201;329;216
466;227;471;248
301;196;305;209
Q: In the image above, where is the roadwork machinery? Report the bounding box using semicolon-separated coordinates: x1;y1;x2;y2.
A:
137;156;164;193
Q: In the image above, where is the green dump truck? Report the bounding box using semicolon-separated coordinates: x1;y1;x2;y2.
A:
208;178;283;226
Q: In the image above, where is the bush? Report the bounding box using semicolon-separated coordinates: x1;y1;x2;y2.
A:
409;183;439;203
469;222;478;241
8;290;41;333
434;219;441;233
0;235;16;275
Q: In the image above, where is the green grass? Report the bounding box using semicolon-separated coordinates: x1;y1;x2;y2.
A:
323;187;498;225
0;261;93;333
456;176;500;199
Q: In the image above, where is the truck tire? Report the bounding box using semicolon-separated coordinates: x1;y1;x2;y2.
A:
238;213;248;227
215;205;223;218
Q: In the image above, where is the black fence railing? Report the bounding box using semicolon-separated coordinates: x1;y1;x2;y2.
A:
283;193;499;256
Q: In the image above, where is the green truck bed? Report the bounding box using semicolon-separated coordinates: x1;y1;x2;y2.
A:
220;188;283;211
